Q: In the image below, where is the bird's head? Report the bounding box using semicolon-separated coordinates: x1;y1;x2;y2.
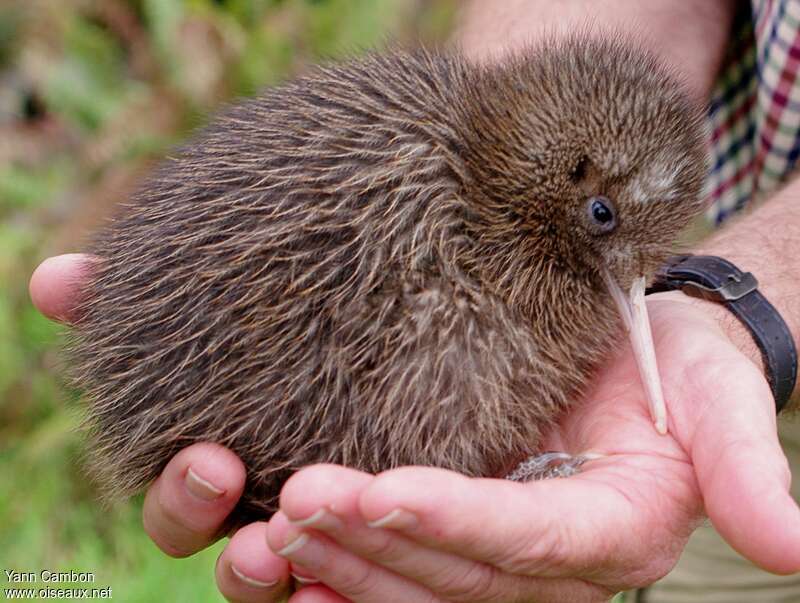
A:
459;35;707;287
455;36;708;433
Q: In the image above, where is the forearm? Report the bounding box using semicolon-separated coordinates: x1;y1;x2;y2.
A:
455;0;737;100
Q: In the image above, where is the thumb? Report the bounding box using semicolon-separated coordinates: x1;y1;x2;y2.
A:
689;357;800;574
29;254;96;324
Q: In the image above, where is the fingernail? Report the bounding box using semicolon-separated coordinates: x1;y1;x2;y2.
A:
290;508;345;531
277;531;308;557
291;572;320;585
276;533;326;569
367;508;418;530
230;564;279;589
185;467;225;501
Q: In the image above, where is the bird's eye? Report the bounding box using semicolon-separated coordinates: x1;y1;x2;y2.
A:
586;196;617;234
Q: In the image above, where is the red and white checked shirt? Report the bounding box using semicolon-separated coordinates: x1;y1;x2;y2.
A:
708;0;800;223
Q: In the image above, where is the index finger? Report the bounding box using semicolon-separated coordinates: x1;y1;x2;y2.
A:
356;460;697;585
29;253;96;323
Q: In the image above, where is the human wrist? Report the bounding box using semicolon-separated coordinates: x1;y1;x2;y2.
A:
649;246;800;411
648;289;766;375
696;181;800;403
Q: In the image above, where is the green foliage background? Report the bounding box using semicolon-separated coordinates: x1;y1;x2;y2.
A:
0;1;454;600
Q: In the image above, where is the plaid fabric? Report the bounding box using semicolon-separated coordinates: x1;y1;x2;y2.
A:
707;0;800;224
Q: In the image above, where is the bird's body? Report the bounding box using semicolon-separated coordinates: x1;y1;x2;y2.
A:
72;38;706;525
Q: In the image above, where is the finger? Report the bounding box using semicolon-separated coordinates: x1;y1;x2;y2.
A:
29;254;96;323
687;357;800;574
280;465;610;602
216;522;292;603
267;511;442;603
288;586;351;603
282;465;508;599
143;443;246;557
356;465;689;585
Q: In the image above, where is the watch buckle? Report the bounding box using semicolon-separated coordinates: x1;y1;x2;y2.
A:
682;271;759;302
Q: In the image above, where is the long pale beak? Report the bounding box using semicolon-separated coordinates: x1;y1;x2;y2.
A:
603;272;668;435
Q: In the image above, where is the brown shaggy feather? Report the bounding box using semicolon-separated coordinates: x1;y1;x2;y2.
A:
70;36;707;525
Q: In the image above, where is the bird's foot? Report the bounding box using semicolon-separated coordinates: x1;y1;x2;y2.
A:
504;451;602;482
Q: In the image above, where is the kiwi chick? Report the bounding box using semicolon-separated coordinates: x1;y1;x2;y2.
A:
71;36;706;525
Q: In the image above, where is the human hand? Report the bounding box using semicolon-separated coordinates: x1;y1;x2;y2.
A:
31;255;800;602
261;292;800;602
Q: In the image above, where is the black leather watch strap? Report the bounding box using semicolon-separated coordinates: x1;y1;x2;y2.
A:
648;254;797;413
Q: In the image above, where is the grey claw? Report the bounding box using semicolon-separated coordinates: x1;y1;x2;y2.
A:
505;451;599;481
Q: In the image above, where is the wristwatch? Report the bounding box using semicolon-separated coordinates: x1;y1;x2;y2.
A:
647;254;797;413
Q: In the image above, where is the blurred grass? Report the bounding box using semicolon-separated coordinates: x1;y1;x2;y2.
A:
0;1;455;600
